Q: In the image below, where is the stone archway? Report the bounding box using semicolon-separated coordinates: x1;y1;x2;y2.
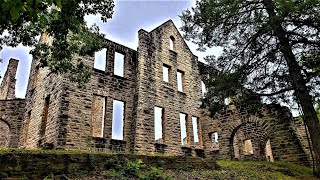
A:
0;120;10;148
229;122;272;161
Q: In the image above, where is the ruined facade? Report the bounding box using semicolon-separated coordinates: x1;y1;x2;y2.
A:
0;20;312;165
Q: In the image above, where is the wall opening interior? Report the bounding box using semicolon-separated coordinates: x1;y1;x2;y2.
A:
233;135;240;159
213;132;218;143
40;96;50;138
94;48;107;71
177;70;184;92
114;52;124;77
201;81;206;97
32;65;39;89
243;139;254;155
0;120;10;148
154;106;164;143
232;123;269;160
91;95;106;137
163;65;170;83
265;139;274;162
224;97;230;105
180;113;187;145
169;36;175;51
112;100;124;140
23;111;31;145
192;117;199;146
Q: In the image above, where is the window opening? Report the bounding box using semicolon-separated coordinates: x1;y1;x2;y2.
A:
169;36;175;50
23;111;31;145
114;52;124;77
192;117;199;145
94;48;107;71
154;107;164;143
180;113;187;145
243;139;254;155
214;132;218;143
32;65;39;88
112;100;124;140
40;96;50;137
91;95;106;137
265;139;274;162
177;70;184;92
201;81;206;97
163;65;170;82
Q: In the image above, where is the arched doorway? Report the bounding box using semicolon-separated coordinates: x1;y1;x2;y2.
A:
0;120;10;148
230;122;273;161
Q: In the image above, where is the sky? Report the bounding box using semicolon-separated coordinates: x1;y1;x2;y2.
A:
0;0;222;99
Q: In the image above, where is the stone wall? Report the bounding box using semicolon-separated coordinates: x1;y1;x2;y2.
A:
22;58;64;149
0;20;311;166
201;104;310;165
134;20;203;155
0;58;25;148
0;99;25;148
291;117;314;165
0;58;18;100
60;40;138;152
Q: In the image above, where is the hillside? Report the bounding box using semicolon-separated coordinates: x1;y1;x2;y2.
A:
0;149;316;179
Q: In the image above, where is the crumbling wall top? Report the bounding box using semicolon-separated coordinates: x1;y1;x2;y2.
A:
0;58;19;100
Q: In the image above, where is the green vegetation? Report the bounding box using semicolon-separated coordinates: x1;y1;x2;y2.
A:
1;0;114;83
0;149;317;179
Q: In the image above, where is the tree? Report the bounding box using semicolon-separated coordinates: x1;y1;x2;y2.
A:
0;0;114;83
180;0;320;176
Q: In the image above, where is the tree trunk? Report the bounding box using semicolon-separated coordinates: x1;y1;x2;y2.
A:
263;0;320;177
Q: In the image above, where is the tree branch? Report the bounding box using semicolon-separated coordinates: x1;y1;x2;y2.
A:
256;87;294;96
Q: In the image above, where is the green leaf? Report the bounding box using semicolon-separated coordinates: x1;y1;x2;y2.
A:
55;0;62;9
10;7;20;20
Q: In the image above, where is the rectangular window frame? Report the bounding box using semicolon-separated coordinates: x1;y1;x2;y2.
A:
91;95;106;138
177;70;184;92
114;52;125;77
192;117;199;145
112;99;125;140
162;64;171;83
154;106;165;144
180;113;188;146
94;48;107;71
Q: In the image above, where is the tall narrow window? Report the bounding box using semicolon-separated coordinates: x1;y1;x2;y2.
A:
40;96;50;137
177;70;184;92
94;48;106;71
32;65;39;88
180;113;187;145
201;81;206;97
214;132;218;143
154;107;164;143
23;111;31;145
265;139;274;162
169;36;175;50
163;65;170;82
192;117;199;145
112;100;124;140
91;95;106;137
114;52;124;77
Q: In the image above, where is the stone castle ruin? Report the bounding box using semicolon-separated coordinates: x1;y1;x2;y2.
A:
0;20;313;165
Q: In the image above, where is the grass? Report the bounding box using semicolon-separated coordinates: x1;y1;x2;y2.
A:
169;160;316;180
0;149;317;179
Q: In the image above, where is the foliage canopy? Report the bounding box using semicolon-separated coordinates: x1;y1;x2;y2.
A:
0;0;114;83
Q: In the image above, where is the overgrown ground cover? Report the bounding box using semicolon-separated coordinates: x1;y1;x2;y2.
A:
0;149;316;179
